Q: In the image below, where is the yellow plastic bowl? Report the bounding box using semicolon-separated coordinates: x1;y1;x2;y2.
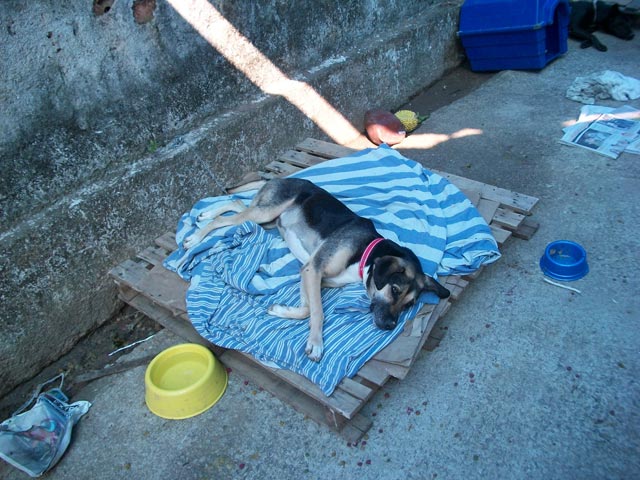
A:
144;343;227;420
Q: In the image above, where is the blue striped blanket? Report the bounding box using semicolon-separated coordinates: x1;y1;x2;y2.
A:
164;145;500;395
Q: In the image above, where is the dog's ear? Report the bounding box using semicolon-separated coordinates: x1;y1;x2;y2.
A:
372;256;404;290
422;274;450;299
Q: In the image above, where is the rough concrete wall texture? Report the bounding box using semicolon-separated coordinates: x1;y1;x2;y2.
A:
0;0;463;397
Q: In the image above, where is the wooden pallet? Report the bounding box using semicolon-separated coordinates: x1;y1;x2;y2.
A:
109;138;538;442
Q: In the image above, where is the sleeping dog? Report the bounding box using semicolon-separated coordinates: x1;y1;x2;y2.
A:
569;1;635;51
184;178;450;362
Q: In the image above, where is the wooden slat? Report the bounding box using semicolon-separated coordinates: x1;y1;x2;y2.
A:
263;160;303;176
490;225;512;245
461;189;482;207
337;377;375;402
418;305;437;332
355;362;390;387
368;280;459;376
492;207;527;230
123;291;210;349
476;198;500;224
366;358;412;380
513;217;540;240
221;350;364;420
423;335;443;352
279;149;332;168
374;336;422;366
295;138;356;159
221;350;372;442
225;171;263;193
259;171;279;180
372;299;442;369
110;260;187;315
444;276;469;300
137;245;168;266
431;168;538;214
444;275;466;287
408;316;425;337
338;413;373;443
402;301;451;371
155;232;177;251
74;354;157;384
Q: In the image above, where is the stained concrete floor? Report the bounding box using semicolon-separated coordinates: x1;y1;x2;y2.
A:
1;34;639;480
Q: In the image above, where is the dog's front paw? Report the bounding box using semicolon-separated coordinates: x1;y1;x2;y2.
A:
183;232;201;250
305;336;324;362
268;304;310;320
267;304;286;317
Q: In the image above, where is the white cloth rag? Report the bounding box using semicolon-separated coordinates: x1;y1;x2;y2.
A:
566;70;640;105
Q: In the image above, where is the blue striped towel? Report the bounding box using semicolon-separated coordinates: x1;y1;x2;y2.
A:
163;145;500;395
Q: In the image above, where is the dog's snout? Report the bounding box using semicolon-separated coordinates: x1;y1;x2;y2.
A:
371;301;398;330
374;316;397;330
380;319;397;330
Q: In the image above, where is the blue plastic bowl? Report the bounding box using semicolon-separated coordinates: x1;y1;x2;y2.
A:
539;240;589;281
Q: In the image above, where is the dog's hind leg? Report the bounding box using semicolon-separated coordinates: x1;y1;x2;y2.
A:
197;199;246;221
268;279;310;320
184;199;249;249
184;199;296;249
268;304;310;319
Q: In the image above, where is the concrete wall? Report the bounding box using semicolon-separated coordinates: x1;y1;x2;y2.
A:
0;0;463;397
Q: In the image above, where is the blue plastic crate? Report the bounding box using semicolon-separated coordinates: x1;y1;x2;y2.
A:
458;0;570;72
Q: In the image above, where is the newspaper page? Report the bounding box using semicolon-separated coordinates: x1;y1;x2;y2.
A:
561;105;640;159
627;136;640;155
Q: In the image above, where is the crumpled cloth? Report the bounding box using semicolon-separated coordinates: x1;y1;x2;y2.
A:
566;70;640;104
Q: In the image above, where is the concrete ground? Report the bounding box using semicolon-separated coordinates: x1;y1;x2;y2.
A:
2;34;639;479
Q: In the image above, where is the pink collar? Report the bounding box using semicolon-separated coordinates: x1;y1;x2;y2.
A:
359;238;384;278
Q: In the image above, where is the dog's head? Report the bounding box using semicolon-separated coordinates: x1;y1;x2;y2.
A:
604;5;635;40
365;243;449;330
